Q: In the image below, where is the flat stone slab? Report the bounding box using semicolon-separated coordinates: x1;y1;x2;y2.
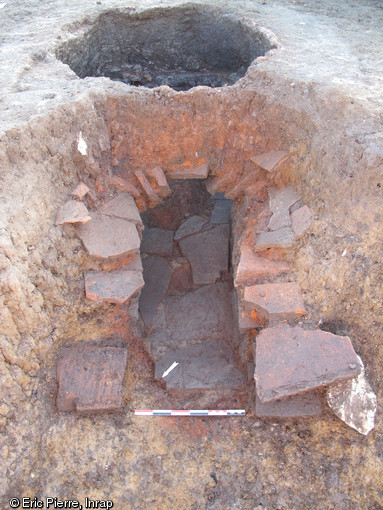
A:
254;227;294;251
139;256;172;325
269;186;301;213
134;169;162;206
326;355;377;435
255;323;362;402
291;205;313;236
244;282;306;320
179;224;229;285
210;199;233;224
255;389;323;418
167;262;193;295
174;215;208;241
235;245;290;287
165;282;234;345
85;268;144;304
146;282;235;360
75;213;140;259
145;166;171;198
225;170;267;200
166;163;209;179
140;227;174;256
124;254;143;272
155;340;246;390
267;186;301;231
71;182;90;199
99;192;143;229
106;174;141;198
251;151;290;172
55;200;91;226
56;346;128;413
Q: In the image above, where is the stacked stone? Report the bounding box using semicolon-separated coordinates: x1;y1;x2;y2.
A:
54;183;148;413
235;185;307;329
105;165;172;211
233;171;376;433
53;159;377;429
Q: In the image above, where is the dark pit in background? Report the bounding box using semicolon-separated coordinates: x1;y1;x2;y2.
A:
55;4;275;91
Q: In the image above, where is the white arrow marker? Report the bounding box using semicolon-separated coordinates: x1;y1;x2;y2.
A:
162;361;179;378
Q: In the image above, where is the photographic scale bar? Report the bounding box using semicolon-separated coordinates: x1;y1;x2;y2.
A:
135;410;246;416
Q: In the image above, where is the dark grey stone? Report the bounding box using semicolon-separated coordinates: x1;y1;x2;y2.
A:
211;192;226;199
144;282;235;360
174;215;207;241
140;227;174;256
138;256;172;325
179;224;229;285
155;340;246;389
210;199;233;224
165;282;234;346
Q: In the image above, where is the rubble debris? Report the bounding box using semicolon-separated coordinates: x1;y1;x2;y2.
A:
134;169;162;206
267;186;301;231
106;174;141;198
145;166;172;198
225;170;266;200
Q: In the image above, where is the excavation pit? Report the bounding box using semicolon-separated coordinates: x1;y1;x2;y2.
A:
137;180;246;395
55;5;276;90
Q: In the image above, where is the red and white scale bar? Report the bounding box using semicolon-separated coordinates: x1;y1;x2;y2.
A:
135;410;246;416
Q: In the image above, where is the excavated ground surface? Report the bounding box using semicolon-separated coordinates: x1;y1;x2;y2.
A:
1;1;383;509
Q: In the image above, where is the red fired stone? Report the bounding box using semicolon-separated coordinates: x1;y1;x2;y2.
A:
56;346;128;413
255;323;361;402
